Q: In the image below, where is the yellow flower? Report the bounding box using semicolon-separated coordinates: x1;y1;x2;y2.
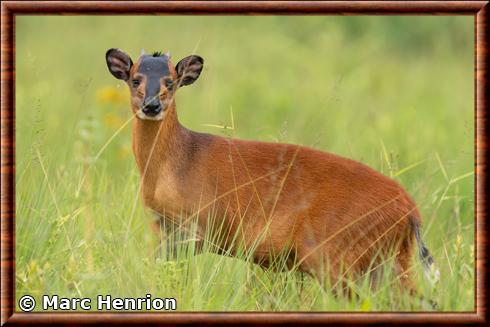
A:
96;85;128;105
119;144;132;159
456;234;463;247
103;113;124;130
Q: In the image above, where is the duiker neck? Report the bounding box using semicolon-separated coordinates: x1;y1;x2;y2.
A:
132;100;188;174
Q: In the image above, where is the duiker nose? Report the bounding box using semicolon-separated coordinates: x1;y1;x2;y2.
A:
142;98;161;116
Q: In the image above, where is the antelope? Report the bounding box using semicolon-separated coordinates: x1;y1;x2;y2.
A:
105;48;438;298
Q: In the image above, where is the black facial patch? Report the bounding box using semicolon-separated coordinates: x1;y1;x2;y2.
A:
137;55;171;100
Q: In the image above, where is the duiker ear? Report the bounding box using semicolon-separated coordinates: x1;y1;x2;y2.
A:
175;55;204;87
106;48;133;81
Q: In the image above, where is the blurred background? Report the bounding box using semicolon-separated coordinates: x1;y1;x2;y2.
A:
15;16;474;311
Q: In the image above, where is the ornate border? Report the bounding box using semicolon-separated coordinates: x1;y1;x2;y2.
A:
1;1;488;325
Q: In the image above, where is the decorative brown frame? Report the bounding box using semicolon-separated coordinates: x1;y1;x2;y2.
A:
1;1;488;325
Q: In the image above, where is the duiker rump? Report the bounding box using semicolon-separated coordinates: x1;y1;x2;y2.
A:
106;48;438;296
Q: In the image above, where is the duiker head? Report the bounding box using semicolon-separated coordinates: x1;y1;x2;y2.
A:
106;48;203;121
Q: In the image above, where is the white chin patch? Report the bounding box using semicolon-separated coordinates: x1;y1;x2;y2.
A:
136;110;165;121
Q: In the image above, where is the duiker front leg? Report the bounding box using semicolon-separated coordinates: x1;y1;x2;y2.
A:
150;213;164;260
156;214;204;260
150;213;181;260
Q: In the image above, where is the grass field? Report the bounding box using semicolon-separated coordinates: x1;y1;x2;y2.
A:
15;16;474;311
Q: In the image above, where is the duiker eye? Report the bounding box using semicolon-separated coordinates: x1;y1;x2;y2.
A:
164;80;173;90
131;79;141;88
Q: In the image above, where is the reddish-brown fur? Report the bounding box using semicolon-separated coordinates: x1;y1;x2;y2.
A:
119;52;421;293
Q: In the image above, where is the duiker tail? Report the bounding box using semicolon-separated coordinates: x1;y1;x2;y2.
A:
411;219;440;285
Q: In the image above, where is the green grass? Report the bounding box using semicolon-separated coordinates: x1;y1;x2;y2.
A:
15;16;474;311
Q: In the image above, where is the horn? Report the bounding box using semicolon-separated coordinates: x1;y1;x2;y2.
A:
141;48;145;55
165;51;171;58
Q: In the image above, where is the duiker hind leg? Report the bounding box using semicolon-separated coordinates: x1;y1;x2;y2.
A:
297;246;351;297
